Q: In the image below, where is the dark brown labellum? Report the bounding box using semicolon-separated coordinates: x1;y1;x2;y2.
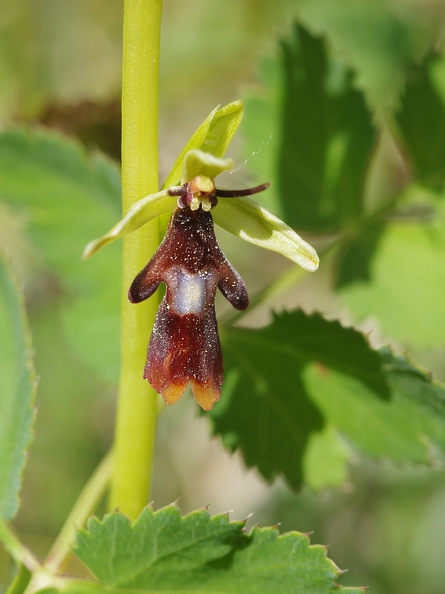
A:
129;206;248;410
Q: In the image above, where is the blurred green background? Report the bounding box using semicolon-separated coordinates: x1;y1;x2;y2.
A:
1;1;445;593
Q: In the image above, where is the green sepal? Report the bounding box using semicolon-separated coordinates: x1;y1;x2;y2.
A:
83;156;319;271
162;100;243;189
214;196;319;271
199;100;244;158
82;189;177;258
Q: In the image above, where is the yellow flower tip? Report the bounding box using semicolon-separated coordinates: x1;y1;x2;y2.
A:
159;380;220;411
190;381;220;411
161;382;187;406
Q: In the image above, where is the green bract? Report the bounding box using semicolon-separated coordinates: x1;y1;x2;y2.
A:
83;101;319;272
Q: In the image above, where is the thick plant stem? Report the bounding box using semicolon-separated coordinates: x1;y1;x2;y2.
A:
109;0;163;519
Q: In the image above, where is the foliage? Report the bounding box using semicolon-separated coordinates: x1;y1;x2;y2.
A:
0;256;35;520
73;505;364;594
214;312;445;491
1;2;445;594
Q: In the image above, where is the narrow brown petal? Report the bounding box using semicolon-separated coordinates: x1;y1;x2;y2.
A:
215;182;270;197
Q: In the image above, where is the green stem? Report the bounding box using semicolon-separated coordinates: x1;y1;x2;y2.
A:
0;520;40;572
44;451;113;572
0;454;112;593
109;0;163;519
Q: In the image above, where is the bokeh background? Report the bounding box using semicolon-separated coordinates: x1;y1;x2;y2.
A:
1;1;445;592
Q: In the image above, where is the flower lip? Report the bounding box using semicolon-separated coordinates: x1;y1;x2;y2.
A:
128;204;249;410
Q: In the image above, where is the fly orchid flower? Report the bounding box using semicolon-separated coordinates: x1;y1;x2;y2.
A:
83;105;319;410
126;175;270;411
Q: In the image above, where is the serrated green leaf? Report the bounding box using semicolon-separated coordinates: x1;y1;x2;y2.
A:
241;23;376;233
305;346;445;462
396;48;445;191
211;310;445;490
335;219;386;288
72;505;363;594
339;217;445;345
0;255;36;520
0;129;122;383
298;0;414;107
38;582;365;594
162;101;243;190
213;310;389;491
303;425;350;491
75;506;245;587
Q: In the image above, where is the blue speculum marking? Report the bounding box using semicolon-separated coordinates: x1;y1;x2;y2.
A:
165;267;211;315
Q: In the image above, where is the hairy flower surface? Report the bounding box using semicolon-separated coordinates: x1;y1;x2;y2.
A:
129;205;248;410
84;103;320;410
